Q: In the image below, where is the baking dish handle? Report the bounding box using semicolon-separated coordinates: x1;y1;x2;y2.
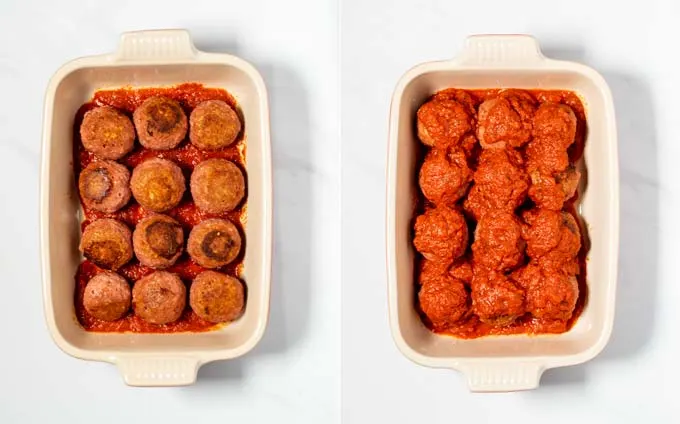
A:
457;34;545;66
115;356;201;387
113;29;198;62
459;362;545;392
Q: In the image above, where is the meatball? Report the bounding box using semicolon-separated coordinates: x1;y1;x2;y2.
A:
132;271;186;324
532;102;577;145
419;148;471;205
80;218;133;270
413;205;468;262
130;158;186;212
190;100;242;151
83;272;131;321
78;160;131;213
133;97;188;150
190;158;245;213
419;276;470;330
190;271;245;323
133;215;184;269
432;88;477;116
418;259;450;286
513;263;578;321
464;149;529;220
528;166;582;210
80;106;135;160
449;259;473;284
471;271;525;325
187;218;242;268
522;209;581;267
472;211;524;272
416;99;475;149
477;90;535;149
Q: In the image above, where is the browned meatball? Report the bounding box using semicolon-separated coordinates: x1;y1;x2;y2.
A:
477;90;536;149
417;99;475;149
80;106;135;160
130;158;185;212
83;272;131;321
190;158;245;213
419;275;469;330
413;205;468;263
513;263;578;321
522;209;581;268
133;97;188;150
190;100;242;151
472;211;524;272
133;215;184;269
78;160;131;213
80;219;133;270
132;271;186;324
464;149;529;220
190;271;244;323
471;271;525;325
528;166;581;210
187;219;242;268
419;148;471;205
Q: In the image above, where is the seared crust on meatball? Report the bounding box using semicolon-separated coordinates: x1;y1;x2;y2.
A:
417;99;475;149
80;106;135;160
130;158;186;212
132;271;186;325
190;158;245;213
133;214;184;269
190;100;242;151
471;271;525;326
187;219;242;268
413;205;468;263
419;276;470;330
80;218;133;270
83;272;131;321
78;160;131;213
419;148;471;205
133;97;188;150
190;270;244;323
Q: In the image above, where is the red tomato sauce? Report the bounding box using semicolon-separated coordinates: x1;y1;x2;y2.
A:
73;83;246;333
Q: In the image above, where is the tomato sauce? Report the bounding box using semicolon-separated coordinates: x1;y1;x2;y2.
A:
73;83;246;333
414;89;589;339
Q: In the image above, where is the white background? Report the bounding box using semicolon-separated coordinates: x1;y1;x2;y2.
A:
0;0;339;422
342;0;678;422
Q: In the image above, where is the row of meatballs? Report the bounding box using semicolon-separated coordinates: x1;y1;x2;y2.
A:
84;269;244;325
80;96;241;159
80;156;244;215
413;89;583;331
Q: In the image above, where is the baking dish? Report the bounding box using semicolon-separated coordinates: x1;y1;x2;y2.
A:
386;35;618;392
40;29;272;386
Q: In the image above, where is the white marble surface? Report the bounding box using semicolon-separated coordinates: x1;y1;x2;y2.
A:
0;0;339;422
342;0;677;422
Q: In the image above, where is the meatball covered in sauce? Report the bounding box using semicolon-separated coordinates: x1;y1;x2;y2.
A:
522;209;581;271
133;97;188;150
130;158;186;212
472;211;524;272
413;205;468;263
432;88;477;116
528;166;581;210
132;271;186;325
419;276;470;330
190;100;242;151
190;270;244;323
526;103;577;176
78;160;131;213
514;263;578;321
417;99;475;149
133;214;184;269
419;148;471;206
83;272;131;321
477;90;536;149
471;272;525;326
187;218;242;269
418;259;450;286
464;149;529;220
190;158;245;214
80;106;135;160
80;218;133;270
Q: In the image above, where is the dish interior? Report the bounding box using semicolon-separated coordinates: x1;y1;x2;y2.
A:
46;63;269;354
393;68;616;360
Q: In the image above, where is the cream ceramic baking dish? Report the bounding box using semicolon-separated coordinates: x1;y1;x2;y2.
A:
386;35;619;392
40;29;272;386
